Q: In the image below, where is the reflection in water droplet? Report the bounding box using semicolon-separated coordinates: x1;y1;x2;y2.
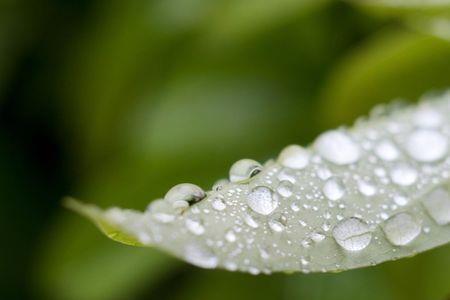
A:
332;217;372;251
383;213;421;246
422;188;450;225
184;244;218;269
247;186;278;215
406;129;448;162
229;159;262;182
314;130;361;165
390;164;418;186
323;178;346;201
278;145;310;169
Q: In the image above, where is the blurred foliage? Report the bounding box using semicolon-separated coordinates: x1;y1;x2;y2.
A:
0;0;449;299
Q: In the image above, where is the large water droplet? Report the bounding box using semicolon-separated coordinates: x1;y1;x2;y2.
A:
247;186;279;215
332;217;372;251
278;145;310;169
422;188;450;225
383;213;421;246
229;159;262;183
314;130;361;165
406;129;448;162
374;140;399;161
184;244;218;269
390;164;418;186
323;178;346;201
165;183;206;212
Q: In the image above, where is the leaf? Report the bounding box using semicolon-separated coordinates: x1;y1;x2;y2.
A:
70;91;450;274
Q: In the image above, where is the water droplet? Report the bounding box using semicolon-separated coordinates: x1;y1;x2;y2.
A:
310;232;325;243
165;183;206;212
247;186;279;215
393;194;409;206
212;179;229;191
383;213;421;246
185;219;205;235
406;129;448;162
211;198;226;211
323;178;346;201
278;145;310;169
422;188;450;225
184;244;218;269
413;106;443;128
268;219;285;233
374;140;399;161
225;230;236;243
229;159;262;183
314;130;361;165
390;164;418;186
332;217;372;251
148;200;175;223
316;167;332;180
358;180;377;197
244;213;259;228
277;180;293;198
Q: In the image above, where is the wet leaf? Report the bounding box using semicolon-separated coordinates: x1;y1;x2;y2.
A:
69;91;450;274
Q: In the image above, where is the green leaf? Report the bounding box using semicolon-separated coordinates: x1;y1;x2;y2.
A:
69;91;450;274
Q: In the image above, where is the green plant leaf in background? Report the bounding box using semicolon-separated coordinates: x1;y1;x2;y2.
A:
68;91;450;275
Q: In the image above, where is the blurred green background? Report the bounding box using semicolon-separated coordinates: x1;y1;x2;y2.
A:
1;0;450;299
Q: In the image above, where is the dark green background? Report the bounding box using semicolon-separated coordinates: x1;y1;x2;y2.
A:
1;0;449;299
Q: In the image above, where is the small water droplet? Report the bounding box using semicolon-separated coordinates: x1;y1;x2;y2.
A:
422;188;450;225
358;180;377;197
247;186;279;215
277;180;293;198
383;213;421;246
374;140;399;161
314;130;361;165
225;230;236;243
268;219;285;233
332;217;372;251
310;232;325;243
393;194;409;206
229;159;262;183
212;178;229;191
244;213;259;228
184;244;218;269
390;164;418;186
211;198;226;211
406;129;448;162
165;183;206;212
323;178;346;201
185;219;205;235
278;145;310;169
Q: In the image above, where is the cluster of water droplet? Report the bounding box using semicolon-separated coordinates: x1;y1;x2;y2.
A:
106;92;450;274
